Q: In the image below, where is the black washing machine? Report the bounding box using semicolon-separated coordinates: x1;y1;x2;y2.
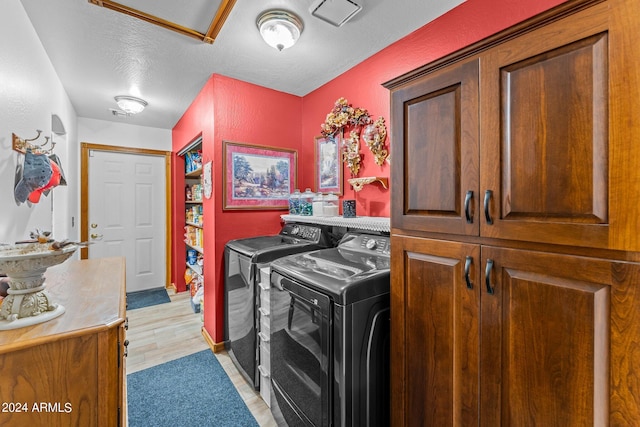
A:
224;223;332;390
269;231;390;426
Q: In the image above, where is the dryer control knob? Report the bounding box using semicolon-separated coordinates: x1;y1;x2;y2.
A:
365;239;377;250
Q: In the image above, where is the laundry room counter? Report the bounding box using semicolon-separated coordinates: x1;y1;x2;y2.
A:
281;214;390;232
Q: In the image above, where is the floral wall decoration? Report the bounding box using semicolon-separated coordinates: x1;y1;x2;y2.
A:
362;117;388;166
320;97;389;177
343;130;362;176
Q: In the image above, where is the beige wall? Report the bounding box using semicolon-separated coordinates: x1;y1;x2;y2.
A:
78;117;171;152
0;2;172;246
0;0;78;244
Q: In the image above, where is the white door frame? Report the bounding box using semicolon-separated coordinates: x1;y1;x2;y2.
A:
80;143;172;288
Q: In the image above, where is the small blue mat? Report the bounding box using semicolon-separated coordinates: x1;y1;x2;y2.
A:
127;350;259;427
126;287;171;310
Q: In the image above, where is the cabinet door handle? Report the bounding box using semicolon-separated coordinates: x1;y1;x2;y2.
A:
464;256;473;289
484;190;493;225
464;191;474;224
485;259;495;294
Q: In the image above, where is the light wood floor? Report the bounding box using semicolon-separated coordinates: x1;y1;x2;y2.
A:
125;289;277;426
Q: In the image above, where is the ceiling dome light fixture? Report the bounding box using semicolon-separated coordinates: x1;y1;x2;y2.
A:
114;95;148;115
257;10;303;51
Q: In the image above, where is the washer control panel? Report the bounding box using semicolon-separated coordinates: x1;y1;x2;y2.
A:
339;233;390;256
281;223;322;242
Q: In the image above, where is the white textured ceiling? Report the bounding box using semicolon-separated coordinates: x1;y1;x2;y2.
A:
19;0;464;129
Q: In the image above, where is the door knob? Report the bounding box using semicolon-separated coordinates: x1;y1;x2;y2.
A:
90;233;103;240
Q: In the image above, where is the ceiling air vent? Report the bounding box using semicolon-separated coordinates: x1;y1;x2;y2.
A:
309;0;362;27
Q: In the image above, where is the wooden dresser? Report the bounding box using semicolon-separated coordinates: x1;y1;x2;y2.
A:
0;257;127;427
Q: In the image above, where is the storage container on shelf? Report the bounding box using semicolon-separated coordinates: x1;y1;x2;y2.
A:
299;188;314;216
288;189;301;215
312;193;324;216
187;249;197;265
323;192;339;217
191;183;202;201
185;150;202;173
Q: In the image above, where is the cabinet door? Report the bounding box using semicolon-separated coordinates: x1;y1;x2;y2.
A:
480;4;612;248
391;236;480;426
480;246;640;426
97;325;124;427
390;59;480;235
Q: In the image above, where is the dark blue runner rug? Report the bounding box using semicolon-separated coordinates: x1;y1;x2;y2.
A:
127;350;259;427
126;287;171;310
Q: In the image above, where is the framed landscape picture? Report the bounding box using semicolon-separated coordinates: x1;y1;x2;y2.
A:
223;141;297;210
314;134;342;195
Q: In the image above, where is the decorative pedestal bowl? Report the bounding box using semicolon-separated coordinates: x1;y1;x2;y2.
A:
0;243;77;330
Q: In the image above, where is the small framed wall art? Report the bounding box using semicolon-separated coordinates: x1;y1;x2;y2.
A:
314;134;342;195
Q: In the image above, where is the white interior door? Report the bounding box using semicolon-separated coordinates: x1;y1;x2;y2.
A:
88;150;166;293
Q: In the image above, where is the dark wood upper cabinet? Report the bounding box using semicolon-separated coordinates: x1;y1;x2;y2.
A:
480;9;610;248
388;0;640;252
390;59;480;236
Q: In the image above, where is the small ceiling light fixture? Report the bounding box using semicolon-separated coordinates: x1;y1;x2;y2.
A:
257;10;303;51
114;95;148;115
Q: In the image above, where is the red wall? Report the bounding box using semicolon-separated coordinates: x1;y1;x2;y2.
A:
172;77;213;295
173;0;568;344
300;0;567;216
172;75;302;342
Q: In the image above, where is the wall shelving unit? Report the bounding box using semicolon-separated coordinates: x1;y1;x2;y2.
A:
182;140;204;314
